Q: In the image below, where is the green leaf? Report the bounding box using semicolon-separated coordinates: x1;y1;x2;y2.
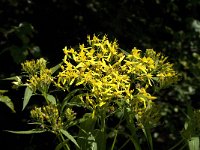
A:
23;86;33;110
77;117;97;150
46;94;56;105
60;129;80;149
10;46;29;64
61;88;83;113
118;48;130;56
188;137;199;150
0;90;8;94
87;132;97;150
125;111;141;150
6;129;45;134
0;95;15;112
92;130;105;150
50;62;63;74
2;76;20;81
55;139;70;150
142;127;153;150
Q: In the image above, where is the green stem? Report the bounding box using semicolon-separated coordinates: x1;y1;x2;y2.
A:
42;92;48;104
101;111;106;132
129;135;142;150
98;111;106;150
126;113;141;150
168;139;185;150
111;130;118;150
58;133;70;150
119;139;131;150
142;127;153;150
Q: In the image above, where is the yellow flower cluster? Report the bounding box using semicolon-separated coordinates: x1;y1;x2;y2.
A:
21;58;53;93
30;105;76;132
65;108;76;122
22;58;47;76
56;35;178;118
30;104;63;132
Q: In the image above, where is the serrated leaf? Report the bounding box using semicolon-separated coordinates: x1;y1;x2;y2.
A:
0;95;15;112
6;129;45;134
23;86;33;110
46;94;56;105
60;129;80;149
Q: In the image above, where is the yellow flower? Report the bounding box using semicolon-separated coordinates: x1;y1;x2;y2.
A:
127;47;141;60
145;73;153;86
56;35;178;119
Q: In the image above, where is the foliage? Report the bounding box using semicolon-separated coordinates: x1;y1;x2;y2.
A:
1;0;200;149
0;90;15;112
0;22;41;64
7;35;178;149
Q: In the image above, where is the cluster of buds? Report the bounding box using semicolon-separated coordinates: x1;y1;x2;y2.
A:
64;108;76;123
21;58;53;93
30;104;63;133
21;58;47;76
30;104;77;132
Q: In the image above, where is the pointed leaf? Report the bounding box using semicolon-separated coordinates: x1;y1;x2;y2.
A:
23;86;33;110
46;94;56;105
118;48;130;56
2;76;19;81
142;127;153;150
0;90;8;94
0;95;15;112
61;88;83;113
6;129;45;134
60;129;80;149
50;62;63;74
55;139;70;150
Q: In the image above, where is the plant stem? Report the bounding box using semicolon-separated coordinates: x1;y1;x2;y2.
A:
111;130;118;150
142;127;153;150
168;139;185;150
99;111;106;150
119;139;131;150
58;133;70;150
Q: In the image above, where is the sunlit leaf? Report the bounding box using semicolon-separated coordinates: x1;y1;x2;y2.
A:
87;132;97;150
60;129;80;149
0;95;15;112
2;76;19;81
6;129;45;134
50;62;63;74
55;139;70;150
188;137;199;150
46;94;56;105
0;90;8;94
22;86;33;110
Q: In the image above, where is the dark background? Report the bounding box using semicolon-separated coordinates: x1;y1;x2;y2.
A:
1;0;200;149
